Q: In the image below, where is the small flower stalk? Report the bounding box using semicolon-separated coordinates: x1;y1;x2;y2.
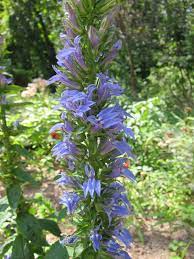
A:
50;1;135;258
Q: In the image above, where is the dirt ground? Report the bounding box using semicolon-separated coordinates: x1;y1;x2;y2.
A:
130;227;194;259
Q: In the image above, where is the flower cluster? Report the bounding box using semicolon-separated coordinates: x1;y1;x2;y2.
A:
49;1;135;258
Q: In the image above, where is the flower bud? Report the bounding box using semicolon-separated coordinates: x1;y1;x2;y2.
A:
88;26;100;48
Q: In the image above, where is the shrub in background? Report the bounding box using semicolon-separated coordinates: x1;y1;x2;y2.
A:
125;97;194;240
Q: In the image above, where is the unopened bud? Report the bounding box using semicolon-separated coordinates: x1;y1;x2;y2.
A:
88;26;100;48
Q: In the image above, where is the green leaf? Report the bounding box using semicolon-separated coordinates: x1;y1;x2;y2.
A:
39;219;61;237
66;244;84;258
58;208;67;221
1;85;23;94
14;168;36;185
12;145;32;159
45;241;69;259
12;102;32;107
2;102;32;110
0;196;9;212
11;235;34;259
16;213;47;247
7;184;21;209
79;247;96;259
96;0;116;14
0;236;15;256
0;211;12;225
72;244;84;258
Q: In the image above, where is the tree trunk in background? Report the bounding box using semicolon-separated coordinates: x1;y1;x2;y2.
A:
127;48;138;98
117;11;138;99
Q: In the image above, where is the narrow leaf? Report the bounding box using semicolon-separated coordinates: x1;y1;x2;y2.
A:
7;184;21;209
0;196;9;212
14;168;36;185
16;213;48;247
45;241;69;259
39;219;61;237
11;235;34;259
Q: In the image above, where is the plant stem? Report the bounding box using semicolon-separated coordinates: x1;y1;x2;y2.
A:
0;102;12;172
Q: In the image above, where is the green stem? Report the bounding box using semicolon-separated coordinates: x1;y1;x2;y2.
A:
0;102;12;172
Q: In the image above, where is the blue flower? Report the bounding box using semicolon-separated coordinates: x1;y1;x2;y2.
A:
104;239;121;254
49;122;66;133
87;104;132;134
111;205;130;217
100;138;134;158
90;229;102;251
83;178;101;198
56;172;77;188
50;121;73;134
67;159;75;171
110;158;136;182
100;139;115;155
57;54;78;78
48;66;80;89
48;35;87;87
73;36;87;69
60;89;95;118
109;182;125;192
52;139;79;160
103;183;131;224
104;239;131;258
118;250;132;259
57;37;86;74
113;228;132;247
87;84;96;100
98;105;125;129
82;165;101;198
124;127;135;139
97;73;123;102
113;139;134;157
61;235;79;245
58;36;86;70
104;200;130;224
60;192;80;214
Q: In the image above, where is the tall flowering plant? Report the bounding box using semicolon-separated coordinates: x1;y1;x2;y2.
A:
49;1;135;258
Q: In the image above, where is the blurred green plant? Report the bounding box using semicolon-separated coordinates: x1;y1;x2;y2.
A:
142;66;194;113
124;97;194;245
0;72;61;257
169;240;190;259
